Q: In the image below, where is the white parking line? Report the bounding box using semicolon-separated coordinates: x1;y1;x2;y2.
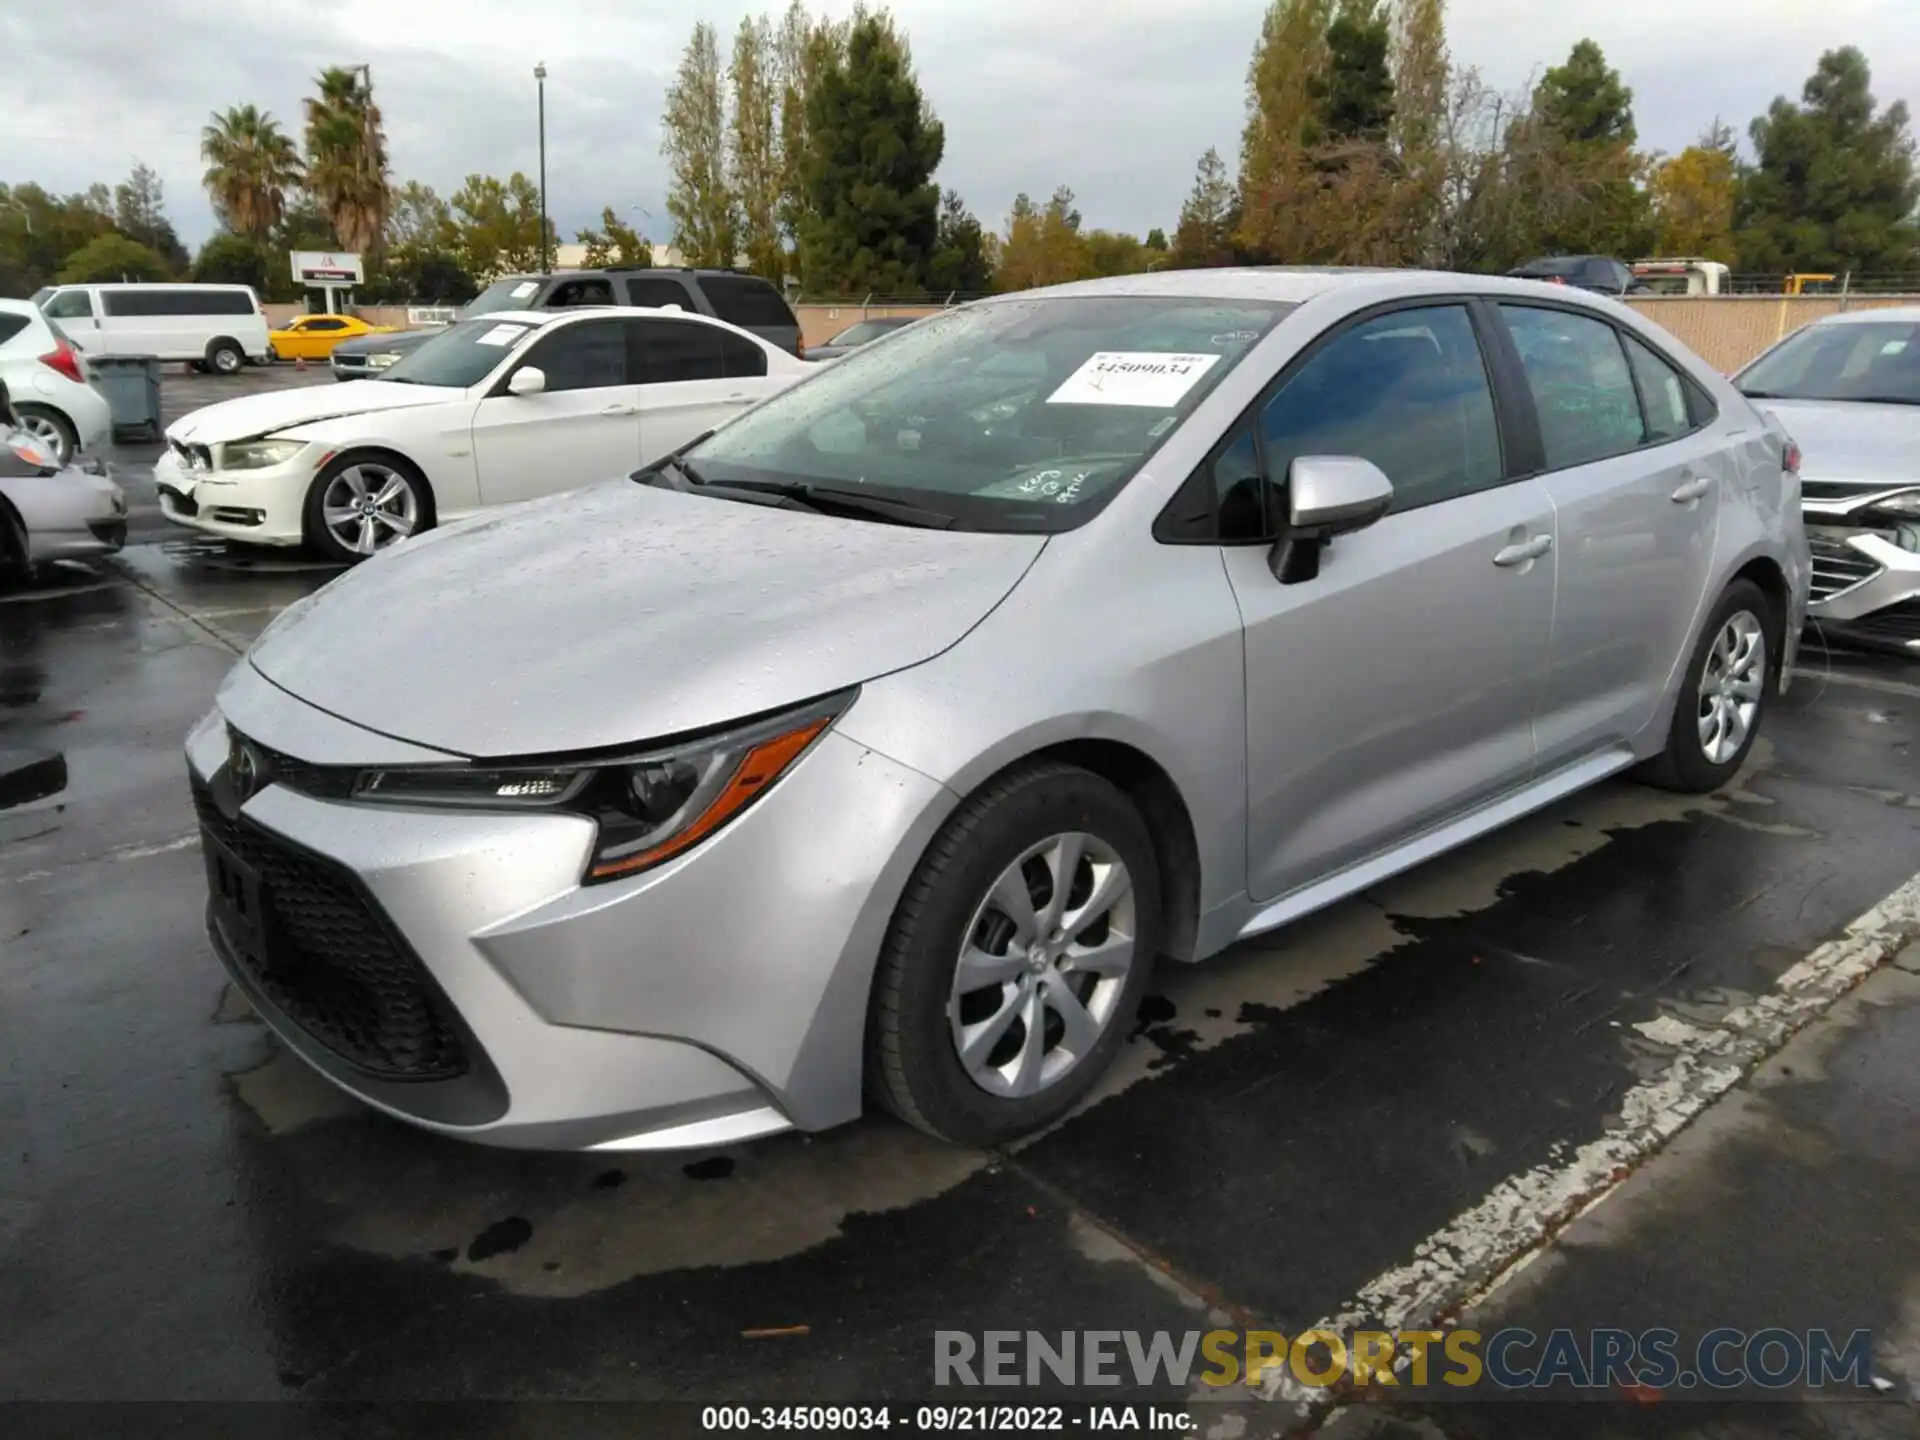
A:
1249;868;1920;1419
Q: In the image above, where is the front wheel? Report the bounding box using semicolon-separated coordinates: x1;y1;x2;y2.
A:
867;761;1161;1147
1638;578;1779;793
301;453;433;563
13;404;77;466
207;339;245;375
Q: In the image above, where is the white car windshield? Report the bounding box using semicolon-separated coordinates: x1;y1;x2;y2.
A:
1739;320;1920;405
381;317;542;388
683;295;1292;532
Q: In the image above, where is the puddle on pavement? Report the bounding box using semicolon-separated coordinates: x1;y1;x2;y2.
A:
222;740;1810;1293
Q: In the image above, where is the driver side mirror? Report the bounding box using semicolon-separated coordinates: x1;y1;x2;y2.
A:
1269;455;1394;585
507;366;547;396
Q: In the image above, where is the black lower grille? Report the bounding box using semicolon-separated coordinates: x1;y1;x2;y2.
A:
1853;600;1920;643
192;777;468;1080
157;483;199;517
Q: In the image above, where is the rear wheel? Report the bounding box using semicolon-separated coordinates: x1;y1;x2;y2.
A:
1638;578;1779;793
13;404;76;466
301;453;434;564
867;761;1160;1146
206;338;245;376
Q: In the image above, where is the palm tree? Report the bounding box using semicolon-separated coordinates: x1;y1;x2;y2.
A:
303;66;390;256
200;104;303;241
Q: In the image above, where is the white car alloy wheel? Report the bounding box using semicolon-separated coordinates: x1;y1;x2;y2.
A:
1697;609;1767;766
14;408;74;466
321;462;420;557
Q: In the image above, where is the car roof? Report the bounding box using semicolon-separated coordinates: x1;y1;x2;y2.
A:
0;297;48;317
991;266;1627;307
1813;304;1920;327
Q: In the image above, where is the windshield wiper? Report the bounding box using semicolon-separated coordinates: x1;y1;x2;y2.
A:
1843;394;1920;406
697;477;957;529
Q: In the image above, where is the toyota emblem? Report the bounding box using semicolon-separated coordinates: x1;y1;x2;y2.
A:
228;733;261;803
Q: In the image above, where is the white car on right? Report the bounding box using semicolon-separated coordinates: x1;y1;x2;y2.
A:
0;298;111;466
155;306;810;563
1735;306;1920;656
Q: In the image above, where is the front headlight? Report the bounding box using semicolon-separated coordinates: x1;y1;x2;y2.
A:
1874;489;1920;517
367;353;401;370
220;439;306;471
350;690;853;882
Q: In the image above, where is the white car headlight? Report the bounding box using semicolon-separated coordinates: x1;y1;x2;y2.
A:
367;353;401;369
220;439;306;471
1875;489;1920;517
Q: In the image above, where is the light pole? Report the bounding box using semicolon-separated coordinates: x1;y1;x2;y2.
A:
534;62;549;274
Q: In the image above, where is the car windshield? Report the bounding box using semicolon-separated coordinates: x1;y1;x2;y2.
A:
1513;259;1583;277
463;277;546;317
828;320;905;347
28;286;52;307
684;295;1292;533
380;317;542;388
1738;320;1920;404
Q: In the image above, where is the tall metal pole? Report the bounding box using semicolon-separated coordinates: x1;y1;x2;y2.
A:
534;62;549;274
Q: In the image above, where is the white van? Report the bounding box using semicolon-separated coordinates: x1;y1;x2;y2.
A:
29;283;272;375
1628;259;1731;297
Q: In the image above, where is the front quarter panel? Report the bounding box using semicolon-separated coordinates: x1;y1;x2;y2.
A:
286;401;484;516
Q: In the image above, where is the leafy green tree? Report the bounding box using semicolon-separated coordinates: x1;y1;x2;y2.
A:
1237;0;1336;258
1312;4;1394;144
1145;228;1168;251
303;65;390;256
384;251;478;304
775;1;848;250
663;21;740;268
0;182;120;294
1649;122;1740;262
57;233;170;284
1171;147;1240;268
1082;231;1155;278
1525;39;1651;257
730;14;786;280
114;162;188;275
796;11;944;293
200;104;303;241
192;233;270;289
575;207;655;268
995;187;1087;291
1735;47;1919;275
449;172;551;280
926;190;991;294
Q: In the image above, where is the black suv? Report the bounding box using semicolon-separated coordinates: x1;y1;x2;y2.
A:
331;268;802;380
1506;255;1649;297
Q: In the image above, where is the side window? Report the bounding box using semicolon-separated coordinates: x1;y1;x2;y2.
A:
517;319;628;392
1209;428;1267;542
1258;304;1504;514
546;278;615;307
0;314;27;346
700;275;797;330
625;278;695;310
718;330;768;378
1623;334;1695;443
629;320;726;384
42;290;93;320
1498;304;1646;468
304;318;348;331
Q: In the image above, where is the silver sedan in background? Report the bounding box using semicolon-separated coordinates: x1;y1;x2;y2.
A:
0;382;126;576
1734;306;1920;655
805;314;918;361
185;268;1806;1152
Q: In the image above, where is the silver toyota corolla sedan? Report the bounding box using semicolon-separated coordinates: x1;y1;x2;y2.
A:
1733;305;1920;656
185;269;1808;1152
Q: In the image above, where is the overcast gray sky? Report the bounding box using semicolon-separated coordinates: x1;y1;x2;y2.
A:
3;0;1916;252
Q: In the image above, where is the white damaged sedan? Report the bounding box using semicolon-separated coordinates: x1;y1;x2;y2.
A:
155;306;809;562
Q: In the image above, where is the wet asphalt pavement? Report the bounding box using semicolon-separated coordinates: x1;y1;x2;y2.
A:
2;369;1919;1435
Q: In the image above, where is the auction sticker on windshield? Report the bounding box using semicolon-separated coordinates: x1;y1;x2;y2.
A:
1047;351;1222;408
477;324;529;347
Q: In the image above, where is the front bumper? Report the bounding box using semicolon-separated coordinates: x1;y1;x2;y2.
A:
154;449;309;547
1806;522;1920;656
184;666;955;1150
6;462;127;563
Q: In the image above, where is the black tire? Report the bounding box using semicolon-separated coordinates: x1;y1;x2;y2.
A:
300;451;435;565
206;339;245;376
867;760;1161;1147
13;404;77;466
1638;578;1780;793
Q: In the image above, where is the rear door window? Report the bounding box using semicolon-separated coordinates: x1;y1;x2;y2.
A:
1498;304;1647;468
626;277;697;310
629;319;727;384
699;275;797;330
1623;335;1696;443
545;277;616;307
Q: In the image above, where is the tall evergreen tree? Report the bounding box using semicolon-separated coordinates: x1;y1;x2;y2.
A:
1525;39;1650;257
730;15;785;281
796;12;944;293
662;22;740;267
1735;47;1919;275
114;162;188;274
1312;5;1395;144
1171;147;1239;268
927;190;991;294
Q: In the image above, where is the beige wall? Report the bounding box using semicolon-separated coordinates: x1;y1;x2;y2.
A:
272;295;1920;373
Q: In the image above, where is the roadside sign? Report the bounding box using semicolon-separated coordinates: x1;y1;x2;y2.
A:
290;251;365;285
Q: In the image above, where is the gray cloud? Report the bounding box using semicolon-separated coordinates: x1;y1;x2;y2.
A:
2;0;1916;259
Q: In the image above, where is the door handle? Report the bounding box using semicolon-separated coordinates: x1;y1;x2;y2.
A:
724;392;751;402
600;404;636;417
1671;475;1712;503
1492;534;1554;567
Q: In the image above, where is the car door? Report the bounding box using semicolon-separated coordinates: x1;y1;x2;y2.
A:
41;289;104;355
1493;304;1722;767
1217;301;1557;904
469;317;644;506
297;317;351;358
628;317;766;463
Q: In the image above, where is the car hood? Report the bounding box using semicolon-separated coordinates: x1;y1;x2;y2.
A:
331;328;433;358
247;480;1047;757
167;380;458;445
1749;398;1920;491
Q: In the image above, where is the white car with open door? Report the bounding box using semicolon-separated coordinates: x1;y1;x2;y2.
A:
153;307;809;562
